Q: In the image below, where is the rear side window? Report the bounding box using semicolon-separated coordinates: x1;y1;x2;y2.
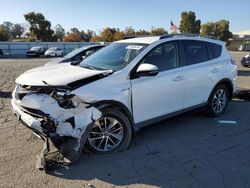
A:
182;40;209;65
208;43;222;59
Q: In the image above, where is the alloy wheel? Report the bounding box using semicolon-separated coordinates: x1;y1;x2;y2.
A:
88;117;124;152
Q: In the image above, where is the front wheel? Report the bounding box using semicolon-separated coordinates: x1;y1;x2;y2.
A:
207;84;229;117
86;108;132;154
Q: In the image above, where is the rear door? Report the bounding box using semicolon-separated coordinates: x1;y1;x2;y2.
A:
180;40;221;108
131;41;186;124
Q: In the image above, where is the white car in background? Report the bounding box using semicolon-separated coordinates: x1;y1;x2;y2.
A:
11;34;237;164
44;47;64;57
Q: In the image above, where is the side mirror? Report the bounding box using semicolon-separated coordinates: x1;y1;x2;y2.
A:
136;63;159;77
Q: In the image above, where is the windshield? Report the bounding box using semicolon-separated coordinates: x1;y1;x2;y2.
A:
48;47;57;51
30;47;41;51
63;46;89;59
80;43;148;71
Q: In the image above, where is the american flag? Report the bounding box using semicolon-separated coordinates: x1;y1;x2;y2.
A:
170;21;178;31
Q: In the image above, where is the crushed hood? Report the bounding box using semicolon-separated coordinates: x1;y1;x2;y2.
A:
16;63;110;86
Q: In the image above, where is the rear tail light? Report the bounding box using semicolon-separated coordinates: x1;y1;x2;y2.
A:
231;59;237;65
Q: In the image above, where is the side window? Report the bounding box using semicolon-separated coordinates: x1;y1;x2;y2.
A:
72;53;83;61
141;42;178;72
208;43;222;59
182;40;208;65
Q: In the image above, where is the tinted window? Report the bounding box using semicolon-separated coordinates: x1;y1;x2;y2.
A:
141;41;178;72
182;40;208;65
209;43;222;58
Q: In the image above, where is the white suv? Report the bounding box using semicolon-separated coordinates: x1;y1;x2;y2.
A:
11;34;237;161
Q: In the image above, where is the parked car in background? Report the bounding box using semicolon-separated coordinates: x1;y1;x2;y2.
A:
26;46;47;57
45;44;105;66
44;47;64;57
239;44;250;51
12;34;237;162
241;53;250;67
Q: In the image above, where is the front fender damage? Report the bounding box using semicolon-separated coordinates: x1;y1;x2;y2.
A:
16;92;102;168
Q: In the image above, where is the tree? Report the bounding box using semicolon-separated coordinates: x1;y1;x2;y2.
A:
201;20;232;43
135;29;150;35
54;24;65;41
113;30;125;41
80;30;94;42
3;21;13;37
151;27;167;35
214;20;232;43
179;11;201;34
100;27;117;42
24;12;54;41
70;27;80;34
11;23;25;38
63;33;82;42
0;25;9;41
201;22;215;36
124;26;135;36
90;35;103;42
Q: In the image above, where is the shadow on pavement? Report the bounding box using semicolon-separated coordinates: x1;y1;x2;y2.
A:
238;69;250;77
235;89;250;101
45;100;250;187
0;91;12;99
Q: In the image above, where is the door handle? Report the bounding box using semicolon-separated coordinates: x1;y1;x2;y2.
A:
172;76;184;81
211;68;219;73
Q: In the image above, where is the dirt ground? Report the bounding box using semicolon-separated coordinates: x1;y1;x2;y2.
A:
0;52;250;188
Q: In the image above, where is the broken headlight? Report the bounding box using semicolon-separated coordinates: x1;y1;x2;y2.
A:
53;91;76;109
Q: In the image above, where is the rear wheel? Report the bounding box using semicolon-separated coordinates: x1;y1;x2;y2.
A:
207;84;229;117
86;108;132;154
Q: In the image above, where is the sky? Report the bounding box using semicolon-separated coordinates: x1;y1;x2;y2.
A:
0;0;249;33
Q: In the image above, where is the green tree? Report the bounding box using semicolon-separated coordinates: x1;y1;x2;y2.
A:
3;21;13;38
151;27;167;35
113;30;125;41
201;20;232;43
135;29;150;35
201;22;215;36
179;11;201;34
0;25;9;41
80;30;94;42
100;27;117;42
24;12;54;41
70;27;80;34
11;23;25;38
214;20;232;43
54;24;65;41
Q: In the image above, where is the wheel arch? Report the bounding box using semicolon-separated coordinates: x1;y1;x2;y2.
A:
208;78;234;102
92;100;135;132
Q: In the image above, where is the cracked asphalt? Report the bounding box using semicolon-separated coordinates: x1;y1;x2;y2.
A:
0;52;250;188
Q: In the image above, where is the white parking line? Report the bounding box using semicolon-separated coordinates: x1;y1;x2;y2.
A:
218;120;238;124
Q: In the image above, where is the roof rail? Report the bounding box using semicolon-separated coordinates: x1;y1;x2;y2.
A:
122;35;156;40
160;33;218;40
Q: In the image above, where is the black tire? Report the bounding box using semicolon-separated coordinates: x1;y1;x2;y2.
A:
207;84;229;117
85;108;132;154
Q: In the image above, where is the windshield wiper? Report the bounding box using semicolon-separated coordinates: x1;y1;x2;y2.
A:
81;64;108;71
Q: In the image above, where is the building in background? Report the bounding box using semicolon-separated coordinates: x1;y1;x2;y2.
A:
229;29;250;51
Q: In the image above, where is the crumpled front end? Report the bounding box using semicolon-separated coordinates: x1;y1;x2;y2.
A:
11;84;102;163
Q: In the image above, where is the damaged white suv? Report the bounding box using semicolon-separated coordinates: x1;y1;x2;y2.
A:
12;34;237;162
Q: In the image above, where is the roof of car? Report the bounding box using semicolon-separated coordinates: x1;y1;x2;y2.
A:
116;36;160;44
116;34;225;45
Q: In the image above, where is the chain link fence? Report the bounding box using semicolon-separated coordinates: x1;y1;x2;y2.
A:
0;42;103;57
